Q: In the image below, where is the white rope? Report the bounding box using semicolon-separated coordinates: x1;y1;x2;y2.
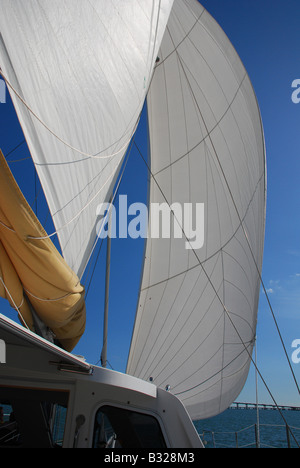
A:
0;163;117;241
0;219;15;233
24;287;72;303
0;69;138;161
78;144;130;280
29;165;117;240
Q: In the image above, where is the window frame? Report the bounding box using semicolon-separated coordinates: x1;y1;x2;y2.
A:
91;402;169;449
0;385;70;448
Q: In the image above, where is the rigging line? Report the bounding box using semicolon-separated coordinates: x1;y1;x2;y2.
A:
134;3;297;437
0;69;139;161
4;142;50;225
32;172;44;217
137;172;264;295
83;131;137;366
174;333;299;448
0;219;15;233
145;1;157;79
94;357;114;370
0;164;117;241
176;339;300;448
32;167;116;241
5;155;30;163
154;2;205;70
4;139;27;160
151;79;248;178
174;339;254;398
138;250;224;383
143;0;163;87
133;141;300;446
0;276;29;330
175;50;300;396
84;237;104;301
160;14;299;395
141;262;224;383
78;131;135;282
83;151;128;296
82;128;137;369
24;287;73;303
0;154;120;242
149;0;162;74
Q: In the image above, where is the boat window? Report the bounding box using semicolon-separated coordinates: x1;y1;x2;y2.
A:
0;387;69;448
93;405;166;448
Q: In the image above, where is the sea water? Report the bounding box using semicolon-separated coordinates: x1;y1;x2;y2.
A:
2;403;299;448
194;409;300;448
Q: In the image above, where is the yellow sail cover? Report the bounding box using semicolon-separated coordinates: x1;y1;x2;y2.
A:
0;150;85;352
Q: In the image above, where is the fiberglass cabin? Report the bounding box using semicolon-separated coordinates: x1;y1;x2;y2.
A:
0;314;203;448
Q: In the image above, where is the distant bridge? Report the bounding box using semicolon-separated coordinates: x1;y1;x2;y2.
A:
231;402;300;411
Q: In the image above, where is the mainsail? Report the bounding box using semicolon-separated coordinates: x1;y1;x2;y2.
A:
0;0;174;278
0;1;174;348
127;0;266;420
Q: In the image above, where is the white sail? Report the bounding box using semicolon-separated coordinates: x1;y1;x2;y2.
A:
0;0;174;278
127;0;266;420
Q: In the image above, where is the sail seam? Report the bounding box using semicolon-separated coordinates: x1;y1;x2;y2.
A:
131;45;264;397
138;170;264;292
78;128;135;280
129;33;175;375
155;2;205;69
143;16;268;403
152;72;247;177
174;341;253;398
152;280;226;385
139;251;222;381
0;69;139;162
0;165;116;241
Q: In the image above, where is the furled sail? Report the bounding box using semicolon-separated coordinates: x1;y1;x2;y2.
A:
127;0;266;420
0;0;174;279
0;151;85;352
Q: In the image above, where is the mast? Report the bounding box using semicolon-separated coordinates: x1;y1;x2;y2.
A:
101;204;112;368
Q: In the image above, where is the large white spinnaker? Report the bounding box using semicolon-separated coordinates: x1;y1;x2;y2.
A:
127;0;266;420
0;0;174;279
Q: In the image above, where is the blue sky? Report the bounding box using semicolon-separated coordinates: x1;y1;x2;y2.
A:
0;0;299;409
